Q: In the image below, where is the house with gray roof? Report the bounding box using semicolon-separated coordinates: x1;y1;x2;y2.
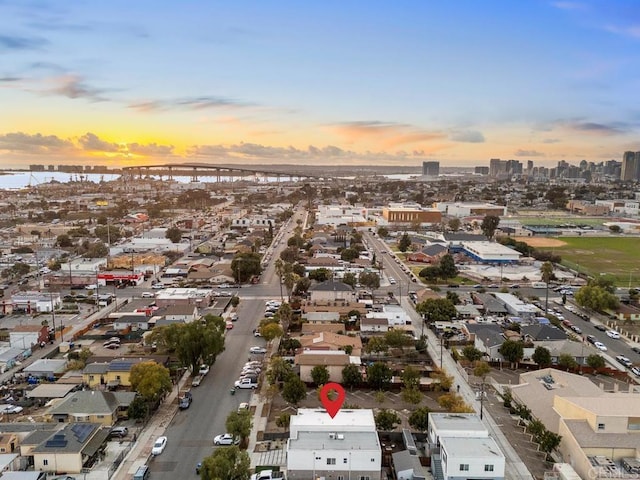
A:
48;390;136;426
308;280;356;303
31;422;110;474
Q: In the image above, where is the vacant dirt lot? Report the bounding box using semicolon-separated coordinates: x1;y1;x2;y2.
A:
515;237;567;248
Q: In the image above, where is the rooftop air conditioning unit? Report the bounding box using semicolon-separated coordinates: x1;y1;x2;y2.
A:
329;433;336;439
337;434;345;440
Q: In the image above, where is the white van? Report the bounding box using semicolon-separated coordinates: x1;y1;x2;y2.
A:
530;282;547;288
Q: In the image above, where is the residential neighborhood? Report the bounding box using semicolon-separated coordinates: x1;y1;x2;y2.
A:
0;159;638;480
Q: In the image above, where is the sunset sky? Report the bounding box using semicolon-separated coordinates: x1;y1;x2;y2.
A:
1;0;640;168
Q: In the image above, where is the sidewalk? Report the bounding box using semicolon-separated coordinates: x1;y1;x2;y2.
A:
111;369;190;480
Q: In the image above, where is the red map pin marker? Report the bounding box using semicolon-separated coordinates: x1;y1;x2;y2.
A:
320;382;346;419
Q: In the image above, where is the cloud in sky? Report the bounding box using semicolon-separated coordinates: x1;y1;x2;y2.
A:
514;149;545;157
47;75;108;102
78;133;120;152
331;121;445;149
0;132;73;153
449;130;485;143
129;96;254;112
127;142;174;156
0;34;47;51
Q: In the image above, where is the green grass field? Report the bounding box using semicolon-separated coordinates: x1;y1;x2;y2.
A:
539;237;640;286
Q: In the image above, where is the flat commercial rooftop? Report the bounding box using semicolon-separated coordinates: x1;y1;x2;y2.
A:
439;435;505;459
288;430;380;451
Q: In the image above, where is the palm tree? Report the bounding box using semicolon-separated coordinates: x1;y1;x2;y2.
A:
541;261;554;313
274;259;285;301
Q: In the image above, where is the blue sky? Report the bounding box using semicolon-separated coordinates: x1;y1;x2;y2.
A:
1;0;639;167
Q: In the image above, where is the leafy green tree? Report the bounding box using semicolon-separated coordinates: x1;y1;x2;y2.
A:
374;409;401;431
267;356;294;386
408;406;431;431
575;285;618;312
200;445;250;480
150;314;225;374
462;346;483;362
532;346;552;367
589;275;616;294
499;340;524;367
280;338;301;354
384;330;414;348
401;387;423;404
401;366;420;389
377;227;389;238
341;364;363;389
367;362;392;390
419;266;441;282
83;241;108;258
473;361;491;379
480;215;500;239
8;262;30;277
56;234;73;247
398;233;411;252
342;272;357;288
415;298;457;323
448;218;461;232
446;291;460;305
308;268;330;282
340;248;360;262
310;365;330;386
165;226;182;243
539;430;562;457
540;261;554;312
225;410;252;444
260;322;284;341
94;225;122;244
365;337;388;355
231;252;262;283
586;354;605;369
127;396;149;420
558;354;578;370
130;361;172;401
282;376;307;405
438;254;458;279
359;271;380;289
276;413;291;432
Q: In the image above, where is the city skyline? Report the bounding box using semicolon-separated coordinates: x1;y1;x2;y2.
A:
2;1;640;168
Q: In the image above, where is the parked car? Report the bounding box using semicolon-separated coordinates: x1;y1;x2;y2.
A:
615;355;633;368
253;329;262;337
631;366;640;377
198;365;210;376
191;375;203;387
586;335;597;345
238;402;249;412
151;436;167;456
632;347;640;354
1;405;23;414
226;322;234;330
109;426;129;438
570;325;582;334
249;346;266;354
152;283;165;289
594;341;607;351
141;292;155;298
235;377;258;389
594;324;607;332
213;433;239;445
606;330;620;339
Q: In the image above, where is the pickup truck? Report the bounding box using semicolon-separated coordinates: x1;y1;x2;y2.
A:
234;377;258;389
250;470;284;480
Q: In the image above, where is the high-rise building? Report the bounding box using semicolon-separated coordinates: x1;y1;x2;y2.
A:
474;166;489;175
422;161;440;176
489;158;507;178
621;151;640;181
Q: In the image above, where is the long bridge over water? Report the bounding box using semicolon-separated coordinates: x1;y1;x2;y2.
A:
121;163;327;183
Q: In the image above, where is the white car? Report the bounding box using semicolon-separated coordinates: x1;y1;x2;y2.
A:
1;405;23;414
238;402;249;412
152;283;165;289
151;436;167;456
191;375;203;387
594;341;608;351
213;433;239;445
141;292;155;298
389;277;396;284
198;364;210;376
249;346;267;354
606;330;620;339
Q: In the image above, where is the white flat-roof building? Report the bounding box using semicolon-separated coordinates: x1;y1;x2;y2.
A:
434;202;507;218
428;413;506;480
492;293;540;320
287;408;381;480
461;242;521;264
365;304;411;327
315;205;368;226
153;288;212;307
